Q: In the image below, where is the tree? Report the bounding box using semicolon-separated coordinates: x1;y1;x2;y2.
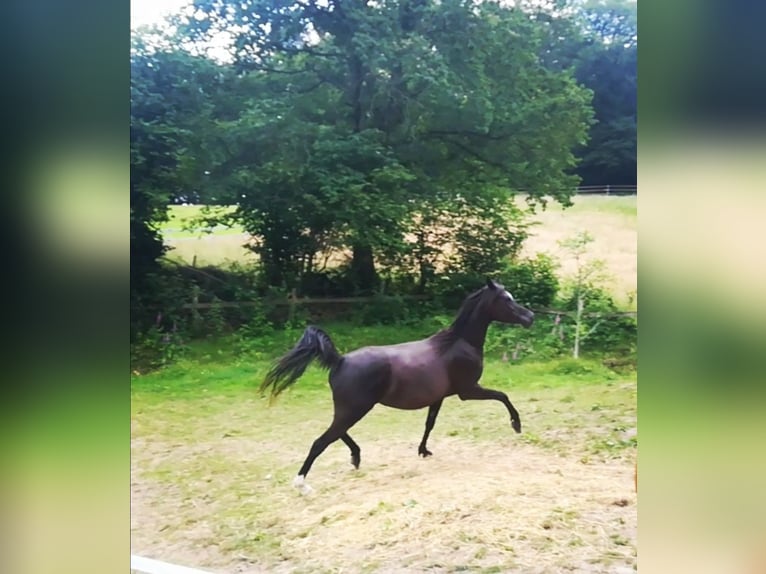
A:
181;0;593;292
130;30;229;333
572;0;637;186
558;230;610;359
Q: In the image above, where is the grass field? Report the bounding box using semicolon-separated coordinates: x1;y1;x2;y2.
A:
131;324;637;573
517;195;636;307
161;205;259;266
161;195;637;306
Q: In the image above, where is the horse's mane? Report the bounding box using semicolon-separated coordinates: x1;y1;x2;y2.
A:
431;286;490;353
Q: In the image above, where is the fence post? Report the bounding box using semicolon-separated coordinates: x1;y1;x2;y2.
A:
606;184;610;195
190;285;201;332
288;288;297;324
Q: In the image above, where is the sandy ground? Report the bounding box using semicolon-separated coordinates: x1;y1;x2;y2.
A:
131;424;636;573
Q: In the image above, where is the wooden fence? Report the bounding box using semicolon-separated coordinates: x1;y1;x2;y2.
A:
181;295;636;319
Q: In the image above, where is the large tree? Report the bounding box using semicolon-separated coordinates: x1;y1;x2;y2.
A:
177;0;592;291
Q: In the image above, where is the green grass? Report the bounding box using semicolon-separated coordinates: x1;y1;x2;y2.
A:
543;194;636;219
132;322;636;459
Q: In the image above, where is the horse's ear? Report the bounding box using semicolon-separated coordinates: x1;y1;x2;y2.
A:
486;277;496;290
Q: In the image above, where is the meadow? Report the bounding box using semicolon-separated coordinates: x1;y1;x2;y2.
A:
161;195;637;307
133;195;637;572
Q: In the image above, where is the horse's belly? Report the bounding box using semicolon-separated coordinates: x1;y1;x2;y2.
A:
379;368;450;410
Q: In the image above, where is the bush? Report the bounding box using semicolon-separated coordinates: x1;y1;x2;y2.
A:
431;271;490;309
432;254;559;311
558;284;637;357
130;322;187;371
498;254;559;308
352;294;412;325
299;268;357;297
131;267;194;342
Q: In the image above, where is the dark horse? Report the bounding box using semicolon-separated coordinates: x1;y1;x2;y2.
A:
259;279;534;493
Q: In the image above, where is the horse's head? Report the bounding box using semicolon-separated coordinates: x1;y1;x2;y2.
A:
484;278;535;328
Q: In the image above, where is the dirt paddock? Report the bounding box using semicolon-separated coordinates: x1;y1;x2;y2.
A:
131;421;636;573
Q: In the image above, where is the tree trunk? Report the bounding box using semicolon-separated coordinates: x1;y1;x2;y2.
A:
573;295;584;359
350;243;378;294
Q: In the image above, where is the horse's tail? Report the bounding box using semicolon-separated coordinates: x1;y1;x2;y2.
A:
259;325;342;400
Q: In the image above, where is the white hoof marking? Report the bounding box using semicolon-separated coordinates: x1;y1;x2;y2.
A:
292;474;313;495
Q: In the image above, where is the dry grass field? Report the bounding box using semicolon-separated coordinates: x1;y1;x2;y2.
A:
517;195;636;308
162;195;637;306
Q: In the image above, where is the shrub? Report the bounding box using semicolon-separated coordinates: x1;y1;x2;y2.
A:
498;254;559;308
352;294;412;325
557;284;637;357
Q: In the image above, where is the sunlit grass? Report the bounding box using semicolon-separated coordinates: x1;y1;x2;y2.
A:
518;195;637;308
160;204;238;234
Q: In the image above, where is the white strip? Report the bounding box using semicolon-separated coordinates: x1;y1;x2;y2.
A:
131;555;216;574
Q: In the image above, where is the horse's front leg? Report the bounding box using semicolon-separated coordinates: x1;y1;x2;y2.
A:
458;385;521;433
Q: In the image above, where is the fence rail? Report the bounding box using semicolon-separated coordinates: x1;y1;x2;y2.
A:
182;294;430;309
575;185;636;195
178;296;636;318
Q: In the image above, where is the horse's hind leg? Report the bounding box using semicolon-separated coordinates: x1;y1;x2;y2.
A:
293;404;374;493
294;422;347;492
418;399;443;457
341;433;361;469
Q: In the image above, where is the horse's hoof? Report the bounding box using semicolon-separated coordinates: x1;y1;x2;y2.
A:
351;455;361;469
292;474;314;495
300;483;314;495
512;419;522;433
418;447;433;457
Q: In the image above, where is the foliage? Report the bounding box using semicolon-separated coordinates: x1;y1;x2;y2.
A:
558;284;637;356
499;254;560;309
351;293;414;326
130;34;236;337
572;0;637;186
129;0;639;343
130;265;194;340
129;231;634;369
170;0;592;292
130;319;188;371
431;251;559;312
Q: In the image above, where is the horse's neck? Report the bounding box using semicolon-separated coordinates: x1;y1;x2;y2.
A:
458;315;491;353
